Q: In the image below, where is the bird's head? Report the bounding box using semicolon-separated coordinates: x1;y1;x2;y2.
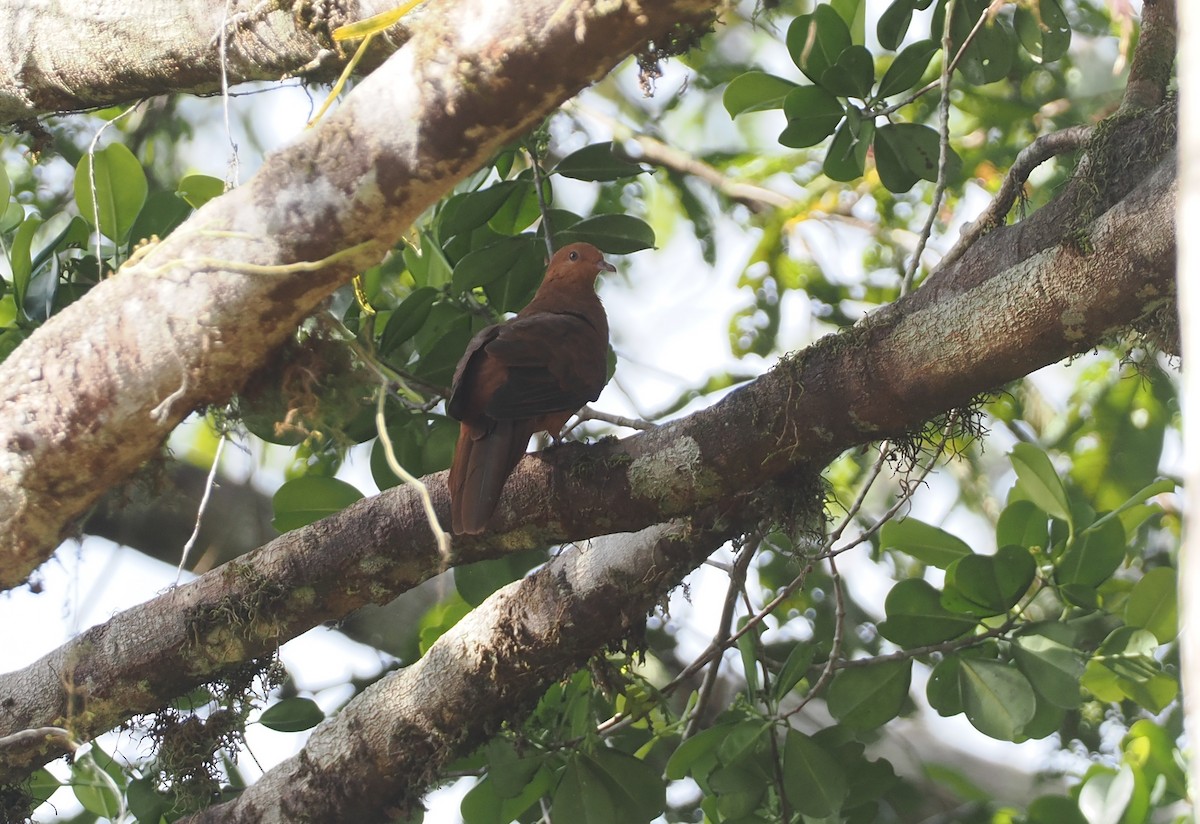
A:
544;242;616;288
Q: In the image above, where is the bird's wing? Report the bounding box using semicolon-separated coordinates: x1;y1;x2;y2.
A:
482;312;608;419
447;323;502;422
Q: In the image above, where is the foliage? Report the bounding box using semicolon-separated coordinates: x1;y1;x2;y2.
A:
0;0;1183;822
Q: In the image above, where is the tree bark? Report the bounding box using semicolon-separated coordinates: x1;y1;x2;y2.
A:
0;0;722;590
0;0;420;127
0;146;1176;786
184;520;737;823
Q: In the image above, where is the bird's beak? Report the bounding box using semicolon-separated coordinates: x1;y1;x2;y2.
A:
600;260;616;273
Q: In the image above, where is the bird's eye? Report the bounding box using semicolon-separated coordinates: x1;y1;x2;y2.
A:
568;250;579;261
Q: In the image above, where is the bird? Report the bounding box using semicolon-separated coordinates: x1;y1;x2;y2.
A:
446;241;615;535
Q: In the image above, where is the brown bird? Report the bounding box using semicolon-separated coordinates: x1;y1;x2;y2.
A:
447;242;615;535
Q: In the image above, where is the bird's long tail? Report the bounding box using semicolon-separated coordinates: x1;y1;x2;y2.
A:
449;420;530;534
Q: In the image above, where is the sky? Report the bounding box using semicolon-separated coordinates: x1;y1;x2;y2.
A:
2;8;1156;821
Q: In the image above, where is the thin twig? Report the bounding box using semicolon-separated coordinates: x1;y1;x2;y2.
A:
218;0;240;186
662;420;958;702
785;552;843;719
530;147;555;257
570;405;657;433
570;102;794;213
834;617;1018;670
901;0;956;295
375;385;451;564
938;125;1093;269
877;0;997;118
175;432;228;584
684;540;757;739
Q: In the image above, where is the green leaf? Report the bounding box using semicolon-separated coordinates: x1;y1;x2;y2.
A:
1014;0;1071;63
873;122;960;193
0;163;10;210
716;719;768;768
461;776;506;824
259;697;325;732
1027;794;1087;824
589;749;666;822
418;593;472;654
926;655;962;715
1017;693;1065;741
370;414;457;488
440;181;526;238
452;235;530;293
74;142;148;241
483;238;545;312
406;232;453;289
820;44;874;98
130;189;192;245
411;300;488;386
958;658;1036;741
827;659;911;730
485;739;543;798
736;617;760;696
456;547;544;607
1124;567;1178;643
463;769;552;824
724;71;799;117
552;754;615;824
942;545;1035;617
10;216;42;312
177;173;225;209
1125;719;1188;798
1012;623;1085;709
1083;627;1178;712
1055;513;1125;587
709;764;767;819
781;730;847;818
665;721;735;784
773;642;815;699
24;767;60;808
272;476;363;532
951;0;1016;85
778;85;844;148
0;200;23;233
72;751;123;818
379;286;439;355
877;0;914;49
1077;766;1137;824
830;0;866;42
822;115;875;181
1086;478;1175;538
996;499;1049;551
488;178;540;235
880;518;972;568
1010;442;1071;523
877;579;977;648
787;6;852;86
876;39;939;99
556;214;654;254
553;142;645;181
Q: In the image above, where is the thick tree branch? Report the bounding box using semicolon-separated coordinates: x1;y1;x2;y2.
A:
0;0;421;127
0;0;722;590
0;150;1176;785
1120;0;1176;114
184;519;738;823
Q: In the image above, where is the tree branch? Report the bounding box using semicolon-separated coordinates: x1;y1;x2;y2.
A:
0;149;1177;786
0;0;723;590
179;519;737;823
0;0;424;127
